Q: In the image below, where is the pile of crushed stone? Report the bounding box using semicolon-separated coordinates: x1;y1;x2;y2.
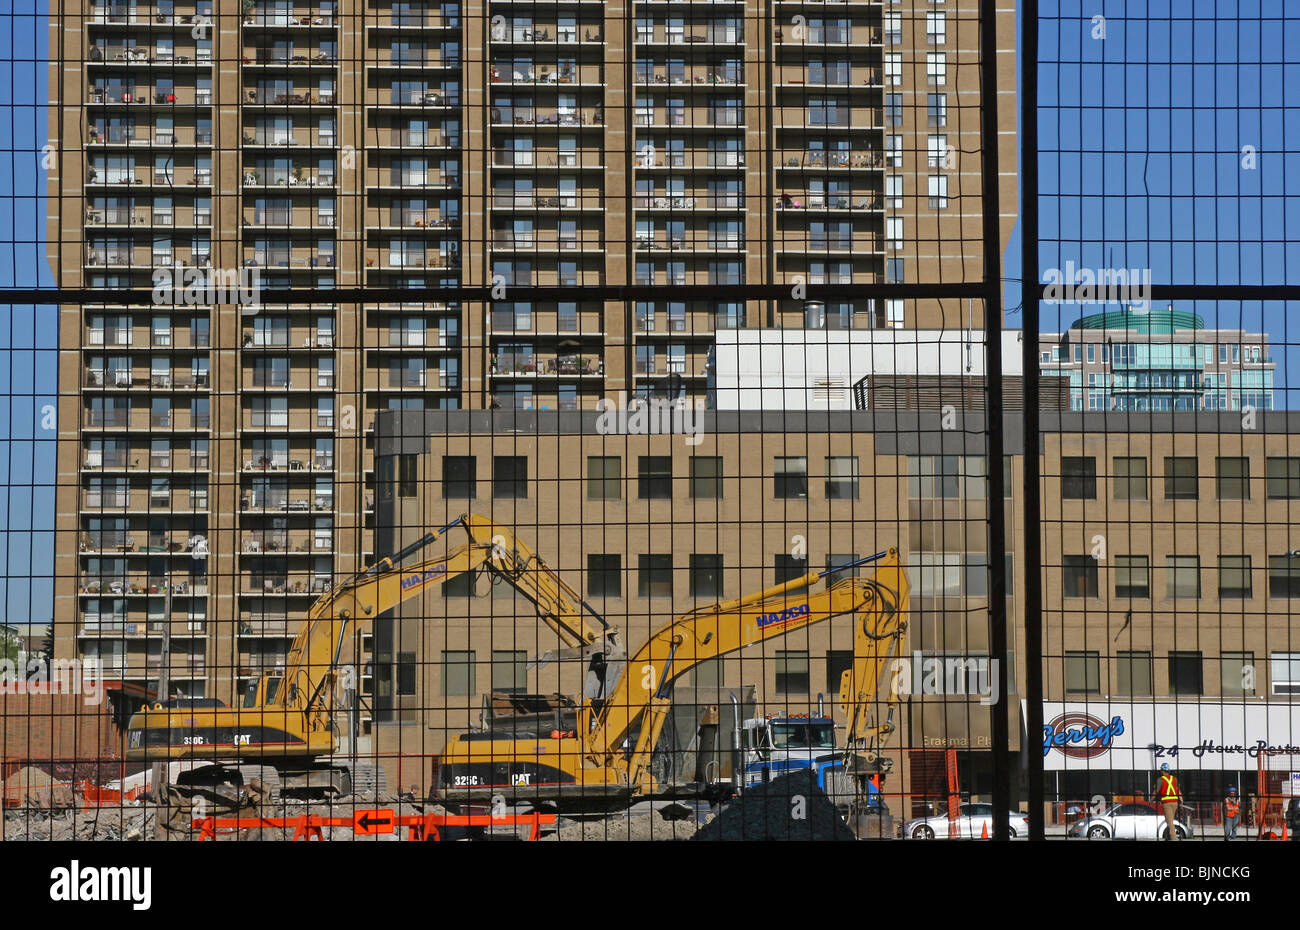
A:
691;770;855;842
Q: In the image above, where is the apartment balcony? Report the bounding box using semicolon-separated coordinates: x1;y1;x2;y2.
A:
777;149;885;170
365;52;460;70
634;27;744;46
370;208;458;230
776;192;884;211
633;151;746;170
243;8;339;28
634;234;745;254
86;170;212;189
78;574;207;597
87;87;212;107
243;208;337;229
365;88;457;110
242;370;338;392
85;328;209;351
241;129;337;149
242;248;337;270
774;67;883;88
633;69;744;88
636;195;745;212
82;449;209;472
777;235;884;255
241;455;333;472
365;170;458;191
238;618;291;636
87;46;213;66
490;354;604;378
240;329;335;350
372;127;457;149
489;309;604;334
89;6;212;27
364;251;461;271
243;88;337;107
79;530;205;554
83;248;212;270
491;149;604;170
774;107;879;129
489;192;604;211
241;51;339;68
489;105;604;128
365;12;459;30
240;574;331;596
238;491;335;513
84;367;209;390
489;64;605;86
773;25;883;46
491;231;604;252
241;533;330;554
242;169;335;189
84;410;210;432
489;24;604;45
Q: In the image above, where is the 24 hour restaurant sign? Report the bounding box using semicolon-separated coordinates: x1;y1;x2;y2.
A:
1036;702;1300;771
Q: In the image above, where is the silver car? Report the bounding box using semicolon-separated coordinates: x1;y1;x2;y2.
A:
903;803;1031;839
1068;802;1193;840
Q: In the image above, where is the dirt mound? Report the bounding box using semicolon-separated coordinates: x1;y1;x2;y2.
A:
2;766;75;809
691;770;855;842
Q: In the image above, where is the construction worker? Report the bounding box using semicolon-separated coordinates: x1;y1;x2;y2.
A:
1157;762;1182;841
1222;787;1240;841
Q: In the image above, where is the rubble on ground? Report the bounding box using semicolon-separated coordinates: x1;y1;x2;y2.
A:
691;770;856;841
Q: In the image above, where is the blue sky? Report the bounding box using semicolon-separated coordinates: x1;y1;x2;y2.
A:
0;1;1298;623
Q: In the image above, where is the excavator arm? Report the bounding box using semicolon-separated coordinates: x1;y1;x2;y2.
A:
579;549;908;795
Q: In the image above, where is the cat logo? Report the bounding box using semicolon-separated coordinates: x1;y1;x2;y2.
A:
233;734;252;746
512;772;532;786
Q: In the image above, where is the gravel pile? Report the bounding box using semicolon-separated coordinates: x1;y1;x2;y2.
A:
691;770;855;842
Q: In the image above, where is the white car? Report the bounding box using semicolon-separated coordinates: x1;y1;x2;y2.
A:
1068;802;1193;840
904;803;1030;839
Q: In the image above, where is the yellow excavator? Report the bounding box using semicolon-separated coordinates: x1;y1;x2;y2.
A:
436;548;909;813
124;514;622;804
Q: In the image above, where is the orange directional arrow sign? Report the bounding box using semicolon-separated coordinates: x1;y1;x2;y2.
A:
354;808;395;835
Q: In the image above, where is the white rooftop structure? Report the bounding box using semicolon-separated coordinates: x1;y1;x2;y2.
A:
708;329;1026;410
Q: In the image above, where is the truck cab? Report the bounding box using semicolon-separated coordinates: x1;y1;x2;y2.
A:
739;714;883;811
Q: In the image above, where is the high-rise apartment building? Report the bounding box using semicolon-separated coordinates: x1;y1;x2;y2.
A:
46;0;1016;715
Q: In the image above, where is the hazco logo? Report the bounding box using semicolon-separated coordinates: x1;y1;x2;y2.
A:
1042;713;1125;759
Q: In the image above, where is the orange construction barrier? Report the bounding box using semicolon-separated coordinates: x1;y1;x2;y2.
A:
191;810;557;842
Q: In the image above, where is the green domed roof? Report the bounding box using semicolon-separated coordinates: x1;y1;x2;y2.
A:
1070;309;1204;334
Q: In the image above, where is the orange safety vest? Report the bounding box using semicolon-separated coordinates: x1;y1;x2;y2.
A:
1159;774;1181;802
1225;798;1240;817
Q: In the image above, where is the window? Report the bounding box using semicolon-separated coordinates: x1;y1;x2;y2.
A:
885;93;902;126
442;455;475;499
775;650;810;693
587;554;621;598
587;456;620;499
689;554;723;599
1117;651;1152;696
397;454;418;498
884;52;902;85
1268;555;1300;598
1164;456;1198;499
638;456;672;499
774;456;808;499
1113;456;1148;500
926;10;946;43
1065;651;1100;694
885;174;903;209
1061;457;1097;499
1216;456;1250;499
825;456;858;499
1062;555;1099;598
440;650;475;696
1266;457;1300;499
492;456;527;499
826;650;853;694
1270;652;1300;695
1167;555;1201;599
825;552;860;587
689;456;723;499
927;174;948;209
1168;652;1203;696
927;134;948;168
1218;556;1252;599
884;11;901;44
927;93;946;127
1221;652;1255;696
638;554;673;598
491;650;528;693
1114;555;1150;598
926;51;946;84
775;554;808;585
885;217;903;250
